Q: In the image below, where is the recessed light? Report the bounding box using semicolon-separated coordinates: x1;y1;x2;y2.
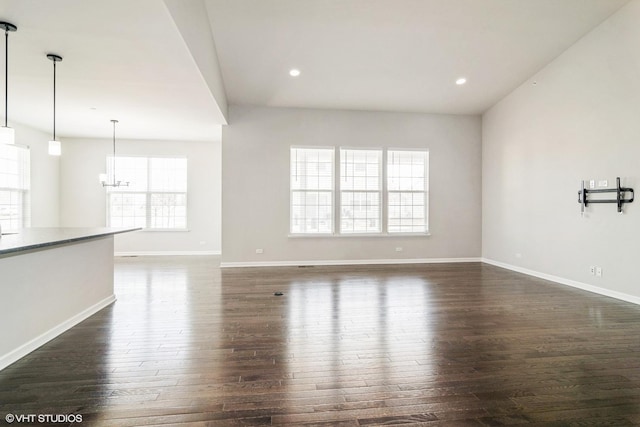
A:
289;68;301;77
456;77;467;85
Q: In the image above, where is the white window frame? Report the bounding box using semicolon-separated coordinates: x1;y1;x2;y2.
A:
106;156;188;231
290;147;335;235
339;148;383;234
0;143;30;232
289;146;429;237
386;149;429;234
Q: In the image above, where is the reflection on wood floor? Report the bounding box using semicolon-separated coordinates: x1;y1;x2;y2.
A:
2;257;640;425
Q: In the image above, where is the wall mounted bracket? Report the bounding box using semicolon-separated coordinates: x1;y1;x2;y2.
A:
579;177;634;214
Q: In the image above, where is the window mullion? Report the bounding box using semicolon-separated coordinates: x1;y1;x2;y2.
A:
425;152;430;231
335;148;341;235
382;149;388;233
146;192;151;229
106;192;111;227
148;157;153;228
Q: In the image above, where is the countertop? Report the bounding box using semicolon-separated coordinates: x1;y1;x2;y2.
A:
0;227;141;256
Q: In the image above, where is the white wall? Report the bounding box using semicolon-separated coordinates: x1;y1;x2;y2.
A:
60;137;221;254
163;0;228;123
0;236;115;370
483;1;640;300
222;105;482;265
13;122;60;227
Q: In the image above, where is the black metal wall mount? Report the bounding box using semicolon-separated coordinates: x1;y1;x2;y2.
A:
578;177;634;214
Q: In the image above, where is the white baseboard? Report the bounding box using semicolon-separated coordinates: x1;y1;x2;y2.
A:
0;295;116;371
115;251;221;257
481;258;640;306
220;257;481;268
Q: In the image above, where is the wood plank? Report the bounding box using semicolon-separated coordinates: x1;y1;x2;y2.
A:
1;258;640;425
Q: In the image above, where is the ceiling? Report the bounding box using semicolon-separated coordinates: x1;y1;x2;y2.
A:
0;0;631;141
206;0;629;115
0;0;224;141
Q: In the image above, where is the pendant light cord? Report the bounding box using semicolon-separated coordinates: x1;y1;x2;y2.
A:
1;22;16;131
46;54;63;147
52;59;56;139
112;120;117;185
4;28;8;127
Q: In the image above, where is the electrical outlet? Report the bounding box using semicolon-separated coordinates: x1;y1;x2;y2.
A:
598;180;608;188
596;267;602;277
590;266;596;275
589;180;596;189
255;248;264;254
395;247;403;252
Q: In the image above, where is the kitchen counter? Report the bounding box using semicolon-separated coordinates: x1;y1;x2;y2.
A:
0;227;140;371
0;227;140;256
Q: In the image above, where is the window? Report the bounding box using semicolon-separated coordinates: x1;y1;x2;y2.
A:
0;144;30;231
290;147;428;235
387;150;429;233
290;148;334;234
340;149;382;233
106;156;187;229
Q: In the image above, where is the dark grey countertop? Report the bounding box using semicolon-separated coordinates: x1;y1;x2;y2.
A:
0;227;141;256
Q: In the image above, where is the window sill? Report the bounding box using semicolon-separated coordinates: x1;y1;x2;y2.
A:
288;232;430;238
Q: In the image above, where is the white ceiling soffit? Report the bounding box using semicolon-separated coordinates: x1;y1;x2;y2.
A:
206;0;630;115
163;0;228;124
0;0;226;141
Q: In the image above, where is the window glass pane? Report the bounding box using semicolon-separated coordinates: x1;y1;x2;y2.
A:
106;156;187;230
109;192;146;228
340;149;381;191
150;158;187;192
290;148;334;233
0;144;30;231
387;150;429;233
150;193;187;228
388;150;428;191
290;189;332;234
388;191;428;233
291;148;334;191
106;156;147;192
340;149;381;233
340;191;380;233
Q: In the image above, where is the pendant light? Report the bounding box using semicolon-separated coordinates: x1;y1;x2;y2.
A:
47;53;62;156
100;119;129;187
0;21;17;145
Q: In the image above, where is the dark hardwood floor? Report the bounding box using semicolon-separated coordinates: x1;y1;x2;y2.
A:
2;257;640;426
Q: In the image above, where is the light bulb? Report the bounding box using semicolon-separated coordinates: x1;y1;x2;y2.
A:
48;140;61;156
